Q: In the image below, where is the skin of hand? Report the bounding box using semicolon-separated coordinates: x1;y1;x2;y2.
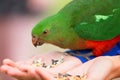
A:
34;56;120;80
67;56;120;80
27;55;120;80
0;52;81;80
0;52;120;80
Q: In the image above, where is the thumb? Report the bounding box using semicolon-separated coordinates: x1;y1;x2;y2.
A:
35;67;56;80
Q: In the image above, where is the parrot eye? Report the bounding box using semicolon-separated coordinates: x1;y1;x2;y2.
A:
43;30;48;35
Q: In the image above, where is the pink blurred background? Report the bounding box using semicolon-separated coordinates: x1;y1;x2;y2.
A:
0;0;56;80
0;15;39;80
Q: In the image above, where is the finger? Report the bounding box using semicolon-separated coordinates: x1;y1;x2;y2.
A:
2;65;31;80
18;65;40;79
18;64;33;72
35;67;55;80
7;64;43;80
0;65;9;74
26;66;41;80
3;59;16;67
0;64;26;78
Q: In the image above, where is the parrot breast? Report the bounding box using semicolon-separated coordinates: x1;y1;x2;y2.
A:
86;36;120;56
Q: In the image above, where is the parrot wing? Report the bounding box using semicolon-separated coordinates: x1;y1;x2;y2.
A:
74;8;120;41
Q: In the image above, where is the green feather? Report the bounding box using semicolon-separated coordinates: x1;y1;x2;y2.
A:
57;0;120;40
74;8;120;40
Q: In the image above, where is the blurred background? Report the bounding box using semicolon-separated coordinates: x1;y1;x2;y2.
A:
0;0;72;80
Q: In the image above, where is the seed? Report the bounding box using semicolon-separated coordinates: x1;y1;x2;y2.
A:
52;59;59;65
57;56;64;64
64;74;72;77
42;63;47;68
76;75;81;78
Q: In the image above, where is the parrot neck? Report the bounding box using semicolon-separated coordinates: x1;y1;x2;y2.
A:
67;38;87;50
48;37;87;50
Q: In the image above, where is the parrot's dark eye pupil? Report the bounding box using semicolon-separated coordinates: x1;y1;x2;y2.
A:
43;30;48;34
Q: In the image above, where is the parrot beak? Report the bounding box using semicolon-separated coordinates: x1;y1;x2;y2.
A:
32;36;44;47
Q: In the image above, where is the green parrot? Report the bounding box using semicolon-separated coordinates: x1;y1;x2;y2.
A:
32;0;120;56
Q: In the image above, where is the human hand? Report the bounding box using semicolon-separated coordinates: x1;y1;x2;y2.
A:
0;52;81;80
67;56;120;80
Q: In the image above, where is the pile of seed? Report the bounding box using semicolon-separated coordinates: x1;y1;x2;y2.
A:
32;56;86;80
55;73;87;80
32;56;64;68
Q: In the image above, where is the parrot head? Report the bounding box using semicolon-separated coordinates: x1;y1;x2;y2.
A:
32;16;79;49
